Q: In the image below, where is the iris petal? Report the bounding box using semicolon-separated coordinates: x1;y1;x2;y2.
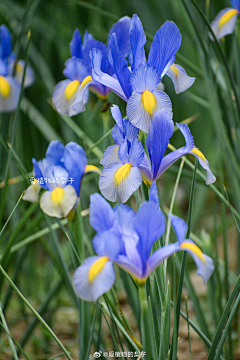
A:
40;185;77;218
127;89;172;133
210;8;239;40
166;64;195;94
129;14;146;71
73;256;115;302
148;21;182;78
0;76;20;113
99;162;142;203
89;193;115;233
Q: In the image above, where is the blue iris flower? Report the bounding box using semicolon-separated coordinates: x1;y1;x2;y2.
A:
52;16;132;116
73;15;195;132
99;108;216;204
73;183;214;302
210;0;240;40
139;109;216;186
23;141;100;218
0;25;34;112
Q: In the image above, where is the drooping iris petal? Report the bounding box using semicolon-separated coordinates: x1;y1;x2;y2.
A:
89;193;115;233
99;162;142;203
52;79;88;116
148;21;182;78
70;29;82;58
110;33;132;99
22;181;41;203
180;240;215;284
40;184;77;218
148;243;179;274
156;123;216;184
0;76;20;112
210;8;239;40
63;57;88;82
129;14;146;71
73;256;115;302
127;88;172;133
166;64;195;94
63;142;88;195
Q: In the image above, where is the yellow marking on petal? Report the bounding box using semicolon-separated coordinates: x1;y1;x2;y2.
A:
141;90;156;116
51;187;65;204
0;76;11;98
190;147;206;161
85;165;101;174
88;256;109;282
81;75;93;89
219;9;239;28
114;163;132;186
16;63;23;73
170;65;179;77
64;80;80;100
181;242;205;263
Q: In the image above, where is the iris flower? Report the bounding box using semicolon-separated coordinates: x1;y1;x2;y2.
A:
210;1;240;40
52;16;131;116
73;15;195;132
0;25;34;112
23;141;100;218
99;105;143;203
139;109;216;187
99;108;216;203
73;183;214;302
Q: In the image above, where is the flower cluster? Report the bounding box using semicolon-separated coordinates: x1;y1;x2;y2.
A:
73;183;214;302
52;16;132;116
23;141;100;218
0;25;34;112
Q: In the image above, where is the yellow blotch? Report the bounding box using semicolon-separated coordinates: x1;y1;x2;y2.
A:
81;75;93;89
64;80;80;100
141;90;156;116
190;147;206;161
85;165;101;174
170;65;179;77
0;76;11;98
51;187;65;204
16;63;23;73
88;256;109;282
219;9;239;28
114;163;132;186
180;242;205;263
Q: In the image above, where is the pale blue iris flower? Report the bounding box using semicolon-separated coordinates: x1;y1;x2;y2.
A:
210;1;240;40
99;108;216;204
73;15;195;132
73;184;214;302
23;141;99;218
53;16;131;116
0;25;34;112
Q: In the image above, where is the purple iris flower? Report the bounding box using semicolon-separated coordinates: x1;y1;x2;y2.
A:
73;183;214;302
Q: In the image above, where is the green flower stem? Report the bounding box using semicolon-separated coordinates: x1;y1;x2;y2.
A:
138;285;157;360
